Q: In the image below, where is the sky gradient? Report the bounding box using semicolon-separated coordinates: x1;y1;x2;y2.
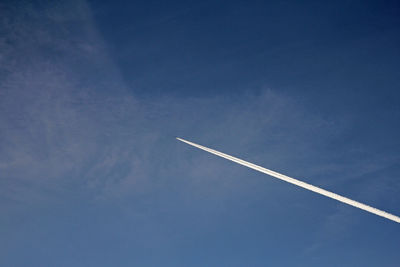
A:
1;0;400;266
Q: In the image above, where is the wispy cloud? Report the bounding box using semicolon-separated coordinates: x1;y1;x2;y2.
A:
1;1;399;234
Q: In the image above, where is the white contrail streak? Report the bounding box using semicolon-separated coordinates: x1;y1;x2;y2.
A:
177;137;400;224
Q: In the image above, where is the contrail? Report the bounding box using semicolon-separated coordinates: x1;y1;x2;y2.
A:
177;137;400;223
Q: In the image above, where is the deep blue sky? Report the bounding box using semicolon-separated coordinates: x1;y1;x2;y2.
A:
1;0;400;266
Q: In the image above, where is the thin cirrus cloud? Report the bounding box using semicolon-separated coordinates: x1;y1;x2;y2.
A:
1;0;398;235
0;1;340;203
1;1;400;266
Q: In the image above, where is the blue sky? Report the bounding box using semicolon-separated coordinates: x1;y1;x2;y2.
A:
1;0;400;266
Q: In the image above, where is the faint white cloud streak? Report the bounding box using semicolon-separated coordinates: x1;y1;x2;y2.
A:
177;138;400;223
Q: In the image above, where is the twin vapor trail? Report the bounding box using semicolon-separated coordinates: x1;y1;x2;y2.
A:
177;137;400;224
